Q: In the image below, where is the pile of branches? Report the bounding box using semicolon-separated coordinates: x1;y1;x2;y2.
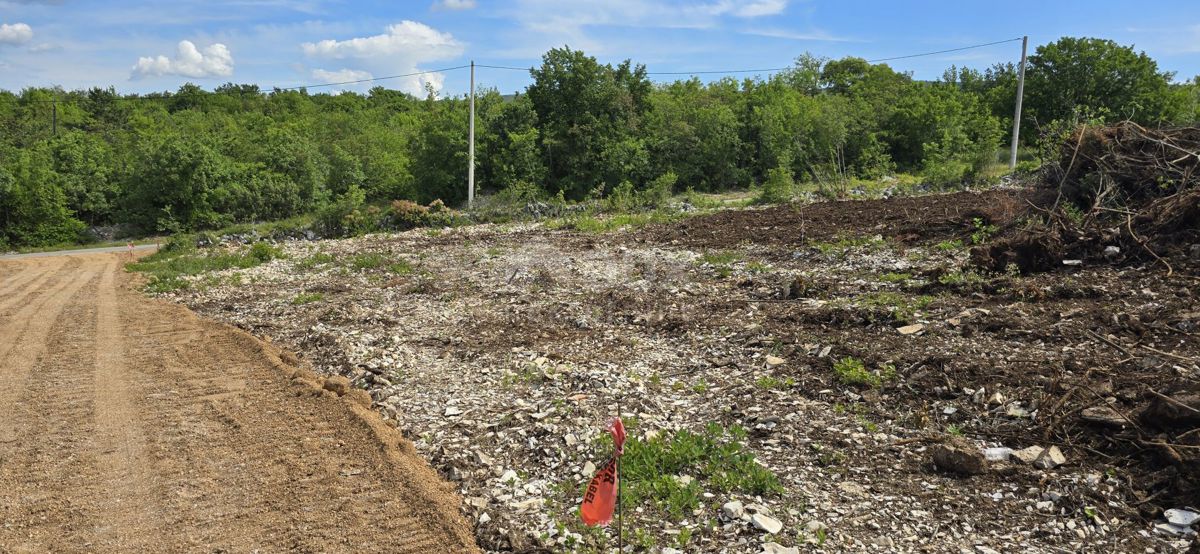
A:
1054;122;1200;208
973;122;1200;274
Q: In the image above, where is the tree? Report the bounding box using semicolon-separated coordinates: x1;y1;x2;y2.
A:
527;47;651;198
1026;37;1177;126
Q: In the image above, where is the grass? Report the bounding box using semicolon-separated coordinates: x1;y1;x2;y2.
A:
879;271;912;283
556;211;682;233
127;241;284;293
699;250;742;265
295;251;335;270
938;269;986;287
754;375;796;390
290;292;324;305
615;422;782;519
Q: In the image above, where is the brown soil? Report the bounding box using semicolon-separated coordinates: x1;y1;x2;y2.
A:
635;189;1034;252
0;252;478;553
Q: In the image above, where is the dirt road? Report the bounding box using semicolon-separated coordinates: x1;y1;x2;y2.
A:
0;253;478;553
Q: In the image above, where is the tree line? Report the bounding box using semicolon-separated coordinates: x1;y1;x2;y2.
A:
1;36;1197;249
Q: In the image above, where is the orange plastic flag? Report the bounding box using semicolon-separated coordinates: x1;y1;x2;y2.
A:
580;418;627;527
580;456;618;526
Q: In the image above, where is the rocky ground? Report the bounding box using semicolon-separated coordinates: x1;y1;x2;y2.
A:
153;188;1198;553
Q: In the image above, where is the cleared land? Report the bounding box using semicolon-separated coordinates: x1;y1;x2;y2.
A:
0;252;478;553
155;189;1199;552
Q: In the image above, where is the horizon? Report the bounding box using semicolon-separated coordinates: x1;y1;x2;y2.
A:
1;0;1197;98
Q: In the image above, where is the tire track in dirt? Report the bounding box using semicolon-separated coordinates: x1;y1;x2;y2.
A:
0;267;104;552
0;257;68;315
0;258;98;447
90;260;164;551
0;252;480;553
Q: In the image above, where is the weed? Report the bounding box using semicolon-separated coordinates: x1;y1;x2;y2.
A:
879;271;912;283
248;241;284;263
833;357;880;387
388;259;414;274
935;239;964;251
946;424;964;436
349;252;387;270
620;423;782;519
754;375;796;390
700;250;742;265
856;292;934;324
746;261;770;274
691;381;709;394
290;292;324;305
970;217;999;245
938;269;985;286
295;251;335;270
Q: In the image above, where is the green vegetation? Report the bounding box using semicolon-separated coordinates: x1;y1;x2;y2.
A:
3;37;1197;250
755;375;797;390
620;423;782;519
811;234;887;257
856;291;934;323
833;356;890;388
290;292;324;305
295;251;335;270
127;239;283;293
879;271;912;283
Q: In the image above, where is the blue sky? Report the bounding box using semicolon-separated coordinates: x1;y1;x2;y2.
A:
1;0;1197;97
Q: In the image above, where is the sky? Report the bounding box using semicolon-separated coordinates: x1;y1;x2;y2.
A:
1;0;1198;98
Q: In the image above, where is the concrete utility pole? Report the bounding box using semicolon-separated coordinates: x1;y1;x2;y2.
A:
468;60;475;208
1009;35;1028;169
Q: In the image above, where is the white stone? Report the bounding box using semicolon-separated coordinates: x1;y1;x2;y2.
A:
1166;509;1200;527
478;512;491;524
761;542;800;554
751;513;784;534
722;500;745;520
983;447;1013;462
1012;446;1044;464
765;355;786;366
499;469;519;483
1033;446;1067;469
444;406;463;417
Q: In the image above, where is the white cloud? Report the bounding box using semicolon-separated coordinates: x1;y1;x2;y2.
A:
302;21;462;60
743;27;853;42
311;67;372;83
712;0;787;17
434;0;476;9
0;22;33;45
301;21;463;95
131;40;234;79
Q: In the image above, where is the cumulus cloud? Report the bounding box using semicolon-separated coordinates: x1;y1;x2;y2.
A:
311;67;373;83
434;0;476;9
0;22;33;45
131;40;234;79
302;21;462;60
301;21;463;95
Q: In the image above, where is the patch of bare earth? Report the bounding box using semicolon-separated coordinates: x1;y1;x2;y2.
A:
165;188;1198;553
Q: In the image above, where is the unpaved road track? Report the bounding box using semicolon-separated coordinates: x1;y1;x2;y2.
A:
0;253;478;553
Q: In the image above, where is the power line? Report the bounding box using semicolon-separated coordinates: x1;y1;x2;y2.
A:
273;64;470;91
0;65;472;103
474;37;1024;77
0;37;1025;104
865;37;1023;63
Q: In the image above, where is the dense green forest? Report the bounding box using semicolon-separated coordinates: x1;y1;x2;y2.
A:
1;36;1197;249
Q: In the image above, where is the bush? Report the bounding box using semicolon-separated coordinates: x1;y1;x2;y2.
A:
390;199;430;229
756;163;795;204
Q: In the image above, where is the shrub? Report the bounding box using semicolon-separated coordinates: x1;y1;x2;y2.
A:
756;163;795;204
833;356;881;387
390;199;430;229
